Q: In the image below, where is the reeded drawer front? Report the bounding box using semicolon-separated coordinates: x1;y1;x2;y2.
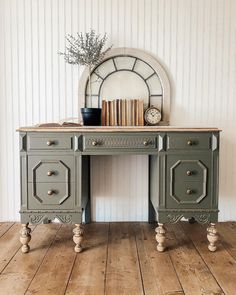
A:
27;133;73;151
28;182;75;210
82;134;157;151
28;155;75;183
167;133;211;150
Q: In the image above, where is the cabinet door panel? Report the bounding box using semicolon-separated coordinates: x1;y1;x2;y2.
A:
166;154;212;209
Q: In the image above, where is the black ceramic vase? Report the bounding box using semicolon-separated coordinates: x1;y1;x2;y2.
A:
81;108;101;126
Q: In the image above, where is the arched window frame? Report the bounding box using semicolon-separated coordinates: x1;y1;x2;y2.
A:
79;47;171;125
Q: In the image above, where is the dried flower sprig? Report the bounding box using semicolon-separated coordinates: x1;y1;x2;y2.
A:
59;29;112;107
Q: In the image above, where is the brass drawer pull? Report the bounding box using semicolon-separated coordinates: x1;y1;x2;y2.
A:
92;141;98;146
187;140;194;146
47;171;54;176
47;190;55;196
143;140;149;146
47;140;55;146
186;189;193;195
186;170;193;176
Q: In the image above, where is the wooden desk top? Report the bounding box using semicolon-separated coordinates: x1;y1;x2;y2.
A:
17;126;221;132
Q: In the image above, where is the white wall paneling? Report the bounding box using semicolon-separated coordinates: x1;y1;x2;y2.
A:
0;0;236;221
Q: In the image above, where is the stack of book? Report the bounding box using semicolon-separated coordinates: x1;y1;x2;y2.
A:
101;99;144;126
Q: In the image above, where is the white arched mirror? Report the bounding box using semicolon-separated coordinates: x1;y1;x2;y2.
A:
79;48;170;125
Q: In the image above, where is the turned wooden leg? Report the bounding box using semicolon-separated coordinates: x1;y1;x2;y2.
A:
207;223;219;252
20;223;31;253
73;224;84;253
155;223;166;252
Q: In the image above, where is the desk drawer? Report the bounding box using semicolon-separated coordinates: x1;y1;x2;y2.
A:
28;182;75;210
170;181;207;205
27;133;73;151
170;159;206;182
28;155;75;183
167;133;211;150
82;134;157;152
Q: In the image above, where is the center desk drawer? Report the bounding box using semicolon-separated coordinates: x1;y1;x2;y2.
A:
82;134;158;152
27;133;73;151
167;133;212;150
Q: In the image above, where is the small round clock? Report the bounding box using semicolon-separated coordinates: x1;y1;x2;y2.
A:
144;107;162;125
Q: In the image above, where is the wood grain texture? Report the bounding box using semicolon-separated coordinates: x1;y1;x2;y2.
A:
105;223;144;294
168;223;224;295
217;222;236;260
0;223;34;273
181;222;236;295
17;126;221;132
25;225;76;295
0;222;14;238
134;223;184;295
0;224;60;294
66;223;109;295
0;222;235;294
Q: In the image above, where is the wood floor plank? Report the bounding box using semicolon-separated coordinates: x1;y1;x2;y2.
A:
0;222;14;238
134;223;184;295
181;221;236;295
25;224;76;295
0;223;31;273
0;221;235;294
217;222;236;260
105;222;144;295
65;223;109;295
0;224;60;294
168;223;224;295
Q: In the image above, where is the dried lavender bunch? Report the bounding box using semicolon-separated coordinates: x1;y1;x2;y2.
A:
59;29;112;107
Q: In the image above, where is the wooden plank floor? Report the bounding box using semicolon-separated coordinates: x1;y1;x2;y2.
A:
0;222;235;295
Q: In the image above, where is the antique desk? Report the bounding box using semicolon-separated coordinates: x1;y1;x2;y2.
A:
18;126;220;253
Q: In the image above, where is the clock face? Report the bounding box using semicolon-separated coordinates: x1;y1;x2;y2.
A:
144;107;162;125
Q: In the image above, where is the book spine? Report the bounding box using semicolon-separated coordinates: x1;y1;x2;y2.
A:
116;99;119;126
126;100;131;126
113;100;117;126
106;100;110;126
138;99;144;126
109;100;114;126
131;99;135;126
135;99;139;126
121;99;126;126
101;100;106;126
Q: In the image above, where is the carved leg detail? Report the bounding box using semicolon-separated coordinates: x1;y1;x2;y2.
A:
207;223;218;252
73;224;84;253
155;223;166;252
20;223;31;253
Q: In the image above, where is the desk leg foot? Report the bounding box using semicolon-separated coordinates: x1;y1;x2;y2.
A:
73;224;84;253
207;223;218;252
20;223;31;253
155;223;166;252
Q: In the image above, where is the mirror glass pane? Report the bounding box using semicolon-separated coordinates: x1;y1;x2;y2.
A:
150;95;162;111
114;56;136;70
95;59;115;78
100;70;149;106
146;74;162;95
86;73;103;95
134;59;154;79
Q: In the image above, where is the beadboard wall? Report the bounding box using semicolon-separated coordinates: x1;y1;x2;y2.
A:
0;0;236;221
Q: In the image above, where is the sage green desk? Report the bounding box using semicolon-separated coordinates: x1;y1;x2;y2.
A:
18;126;220;253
